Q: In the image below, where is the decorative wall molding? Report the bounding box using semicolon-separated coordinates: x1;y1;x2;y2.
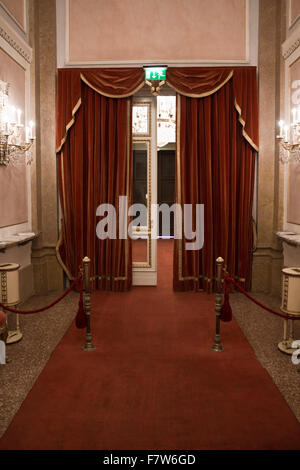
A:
282;42;300;232
57;0;259;68
282;37;300;60
0;14;32;63
0;1;27;36
0;12;32;241
288;0;300;31
282;27;300;60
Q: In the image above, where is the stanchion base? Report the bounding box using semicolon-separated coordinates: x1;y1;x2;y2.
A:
6;330;23;344
82;344;96;351
211;344;224;352
278;341;297;355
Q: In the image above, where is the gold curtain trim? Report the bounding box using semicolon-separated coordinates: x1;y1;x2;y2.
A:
176;95;183;280
55;96;132;286
90;275;127;281
55;73;144;154
166;70;233;98
56;226;75;281
56;152;76;280
177;273;245;282
56;98;82;154
234;276;246;282
178;275;213;282
234;98;259;152
173;72;258;284
124;98;130;280
80;73;145;99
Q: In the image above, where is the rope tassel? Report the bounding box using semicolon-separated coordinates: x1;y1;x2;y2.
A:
75;278;86;329
220;278;232;322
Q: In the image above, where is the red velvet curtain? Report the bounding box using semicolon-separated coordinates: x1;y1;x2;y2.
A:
56;68;144;154
170;67;258;292
56;69;144;291
56;66;258;292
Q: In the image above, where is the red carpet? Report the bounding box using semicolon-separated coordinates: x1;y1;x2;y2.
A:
1;240;300;449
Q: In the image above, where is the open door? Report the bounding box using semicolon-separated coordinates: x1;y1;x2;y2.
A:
132;97;157;286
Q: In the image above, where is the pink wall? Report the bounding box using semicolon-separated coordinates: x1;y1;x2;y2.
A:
68;0;247;62
290;0;300;26
288;57;300;225
287;162;300;225
1;0;25;28
0;47;28;228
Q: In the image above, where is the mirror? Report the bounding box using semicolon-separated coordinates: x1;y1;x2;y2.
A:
132;103;150;136
133;141;148;226
132;141;150;265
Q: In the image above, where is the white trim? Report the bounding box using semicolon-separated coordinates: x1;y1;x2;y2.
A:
57;0;258;68
0;34;27;69
132;96;157;286
132;270;157;286
63;59;251;68
23;0;27;36
282;22;300;60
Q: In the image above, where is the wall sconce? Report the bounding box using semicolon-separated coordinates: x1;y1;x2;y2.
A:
0;79;35;166
277;109;300;164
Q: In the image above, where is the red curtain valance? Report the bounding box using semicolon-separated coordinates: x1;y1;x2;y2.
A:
81;68;145;98
167;67;258;151
56;68;144;153
166;67;233;97
56;66;258;155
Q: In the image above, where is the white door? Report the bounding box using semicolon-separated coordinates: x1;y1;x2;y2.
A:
132;96;157;286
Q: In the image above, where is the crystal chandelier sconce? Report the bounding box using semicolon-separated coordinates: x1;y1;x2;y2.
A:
0;80;35;166
277;109;300;164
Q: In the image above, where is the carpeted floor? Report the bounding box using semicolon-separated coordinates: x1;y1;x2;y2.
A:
0;240;300;449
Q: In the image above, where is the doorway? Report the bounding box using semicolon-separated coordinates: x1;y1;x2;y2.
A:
132;88;176;286
157;147;175;236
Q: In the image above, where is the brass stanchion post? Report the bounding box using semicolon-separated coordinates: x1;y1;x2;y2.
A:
82;256;96;351
211;256;224;352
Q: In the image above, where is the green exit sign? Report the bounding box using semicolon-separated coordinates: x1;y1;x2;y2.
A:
144;67;167;81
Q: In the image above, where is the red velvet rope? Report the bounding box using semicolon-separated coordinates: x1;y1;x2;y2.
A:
224;275;300;320
0;274;82;315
